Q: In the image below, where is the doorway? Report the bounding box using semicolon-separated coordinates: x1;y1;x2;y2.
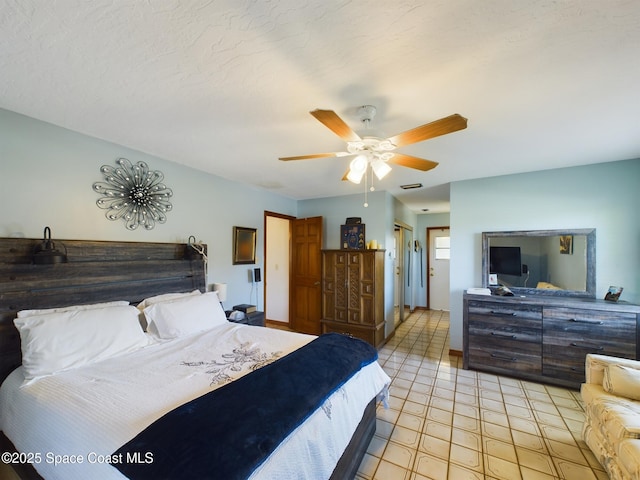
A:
264;212;323;334
427;227;450;310
265;213;293;324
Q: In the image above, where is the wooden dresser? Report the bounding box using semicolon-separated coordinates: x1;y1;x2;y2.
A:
321;249;385;348
463;293;640;389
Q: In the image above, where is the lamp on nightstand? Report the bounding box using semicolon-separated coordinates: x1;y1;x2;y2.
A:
212;282;227;308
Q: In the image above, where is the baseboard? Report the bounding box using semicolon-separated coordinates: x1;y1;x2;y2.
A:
265;319;293;331
382;330;396;347
449;349;463;357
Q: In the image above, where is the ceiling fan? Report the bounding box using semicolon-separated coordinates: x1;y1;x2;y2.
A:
279;105;468;184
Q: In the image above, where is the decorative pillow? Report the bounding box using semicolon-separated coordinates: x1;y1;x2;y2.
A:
14;305;149;383
17;300;130;318
603;364;640;401
136;290;201;311
143;291;227;339
536;282;562;290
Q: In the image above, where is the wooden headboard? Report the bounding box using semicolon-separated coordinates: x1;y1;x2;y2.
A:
0;237;207;384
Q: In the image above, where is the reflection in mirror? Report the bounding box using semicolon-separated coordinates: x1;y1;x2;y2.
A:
482;229;596;298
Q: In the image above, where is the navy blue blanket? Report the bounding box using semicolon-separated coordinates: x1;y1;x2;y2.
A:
111;333;378;480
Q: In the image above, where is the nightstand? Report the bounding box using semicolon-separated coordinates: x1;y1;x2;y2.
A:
227;310;265;327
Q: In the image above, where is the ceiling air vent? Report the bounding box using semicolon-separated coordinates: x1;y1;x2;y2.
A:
400;183;423;190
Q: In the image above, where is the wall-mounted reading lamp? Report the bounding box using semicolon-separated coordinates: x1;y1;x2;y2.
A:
32;226;68;264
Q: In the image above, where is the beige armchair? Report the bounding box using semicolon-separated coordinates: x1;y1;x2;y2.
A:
581;354;640;480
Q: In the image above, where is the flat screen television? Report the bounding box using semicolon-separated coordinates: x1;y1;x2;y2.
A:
490;246;521;276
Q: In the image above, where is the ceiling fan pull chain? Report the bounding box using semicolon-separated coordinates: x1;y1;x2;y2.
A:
363;169;369;207
370;165;376;192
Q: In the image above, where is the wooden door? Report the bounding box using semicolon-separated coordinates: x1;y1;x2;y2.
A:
290;216;323;334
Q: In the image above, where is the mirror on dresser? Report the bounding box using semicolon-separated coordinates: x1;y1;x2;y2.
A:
482;228;596;298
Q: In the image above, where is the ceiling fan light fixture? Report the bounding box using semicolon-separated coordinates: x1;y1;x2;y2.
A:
371;158;391;180
346;169;364;184
346;155;367;184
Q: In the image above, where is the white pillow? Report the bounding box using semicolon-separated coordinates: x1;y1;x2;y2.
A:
17;300;130;318
14;305;149;382
603;364;640;401
136;290;201;311
137;290;203;333
143;292;227;339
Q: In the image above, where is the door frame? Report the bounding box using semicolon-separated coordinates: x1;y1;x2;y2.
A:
264;211;295;324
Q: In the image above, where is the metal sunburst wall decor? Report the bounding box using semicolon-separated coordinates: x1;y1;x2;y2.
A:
93;158;173;230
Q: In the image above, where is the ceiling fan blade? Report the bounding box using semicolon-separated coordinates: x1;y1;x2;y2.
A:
310;109;362;143
279;152;349;161
341;169;350;181
388;153;439;172
386;114;467;148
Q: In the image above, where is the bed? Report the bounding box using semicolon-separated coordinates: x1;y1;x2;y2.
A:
0;237;390;480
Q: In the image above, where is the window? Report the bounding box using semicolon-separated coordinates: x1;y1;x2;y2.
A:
435;236;450;260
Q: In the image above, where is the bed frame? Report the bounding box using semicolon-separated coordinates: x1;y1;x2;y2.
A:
0;237;375;480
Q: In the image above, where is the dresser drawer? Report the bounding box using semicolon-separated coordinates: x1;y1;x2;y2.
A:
467;301;542;375
468;300;542;322
468;337;542;375
321;319;385;348
543;307;637;381
468;301;542;343
543;307;636;355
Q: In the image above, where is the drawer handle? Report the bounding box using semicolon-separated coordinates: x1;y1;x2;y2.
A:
490;310;517;317
491;332;517;339
570;342;604;351
490;353;517;362
569;318;604;325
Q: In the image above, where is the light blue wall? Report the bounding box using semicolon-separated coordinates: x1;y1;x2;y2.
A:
0;109;297;310
449;158;640;351
298;190;389;250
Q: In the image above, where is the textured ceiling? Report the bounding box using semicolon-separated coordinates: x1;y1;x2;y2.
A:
1;1;639;212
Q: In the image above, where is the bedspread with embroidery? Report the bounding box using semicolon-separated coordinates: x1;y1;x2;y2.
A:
111;333;378;480
181;341;283;385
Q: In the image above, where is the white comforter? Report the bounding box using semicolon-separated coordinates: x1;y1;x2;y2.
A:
0;323;390;480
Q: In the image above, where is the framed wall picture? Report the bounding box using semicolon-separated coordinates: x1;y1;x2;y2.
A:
559;235;573;254
341;224;365;250
233;226;257;264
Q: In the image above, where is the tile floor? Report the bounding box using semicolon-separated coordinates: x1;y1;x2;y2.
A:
356;309;609;480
